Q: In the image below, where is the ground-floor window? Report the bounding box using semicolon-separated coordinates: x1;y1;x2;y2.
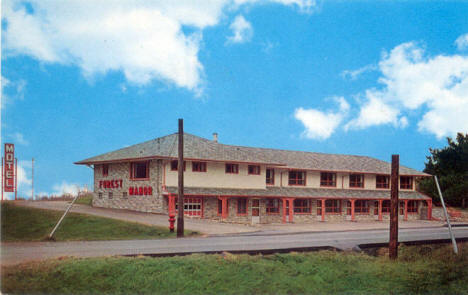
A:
175;197;202;216
294;199;311;213
325;199;341;213
408;200;418;213
237;198;248;215
346;200;369;214
374;200;391;214
266;198;280;214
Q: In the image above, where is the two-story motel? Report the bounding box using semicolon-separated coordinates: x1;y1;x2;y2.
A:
75;133;433;224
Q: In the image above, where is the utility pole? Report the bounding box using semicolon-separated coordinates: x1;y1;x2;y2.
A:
32;158;34;200
389;154;399;260
177;119;185;237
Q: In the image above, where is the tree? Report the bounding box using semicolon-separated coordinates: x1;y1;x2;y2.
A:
419;133;468;207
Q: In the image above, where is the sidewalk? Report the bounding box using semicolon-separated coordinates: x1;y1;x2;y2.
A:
17;201;445;235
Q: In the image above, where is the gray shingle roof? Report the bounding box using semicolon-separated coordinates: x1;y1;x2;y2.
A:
165;186;430;200
75;133;428;176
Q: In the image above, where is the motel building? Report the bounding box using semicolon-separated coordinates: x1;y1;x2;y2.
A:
75;133;433;224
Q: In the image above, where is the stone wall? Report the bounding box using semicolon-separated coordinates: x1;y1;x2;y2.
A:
92;160;165;213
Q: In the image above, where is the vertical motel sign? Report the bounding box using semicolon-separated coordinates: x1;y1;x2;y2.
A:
4;143;15;192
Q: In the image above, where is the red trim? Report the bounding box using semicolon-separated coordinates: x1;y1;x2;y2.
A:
400;176;414;190
129;161;150;181
376;174;390;189
320;172;337;187
288;170;306;186
192;161;207;172
266;168;275;185
236;198;248;216
349;174;365;188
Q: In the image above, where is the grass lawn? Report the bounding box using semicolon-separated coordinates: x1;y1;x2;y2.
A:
1;202;196;242
2;243;468;294
75;193;93;206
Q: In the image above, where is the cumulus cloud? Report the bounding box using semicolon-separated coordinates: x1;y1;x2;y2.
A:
455;33;468;50
341;64;377;80
3;161;32;200
345;41;468;138
295;97;349;140
226;15;253;44
3;0;315;94
52;181;82;197
1;75;26;109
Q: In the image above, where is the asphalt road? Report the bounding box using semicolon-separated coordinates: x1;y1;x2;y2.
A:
2;226;467;266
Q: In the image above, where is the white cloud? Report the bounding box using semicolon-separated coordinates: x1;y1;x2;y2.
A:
295;97;349;140
341;64;377;80
1;75;26;109
227;15;253;44
3;161;32;200
52;181;82;197
345;41;468;138
455;33;468;50
234;0;316;13
3;0;316;94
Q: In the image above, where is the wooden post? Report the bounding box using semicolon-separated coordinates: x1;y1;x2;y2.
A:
177;119;184;237
378;199;383;221
389;154;399;260
321;199;325;222
282;198;287;223
1;157;3;201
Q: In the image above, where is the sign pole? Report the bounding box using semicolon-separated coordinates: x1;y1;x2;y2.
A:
1;157;3;201
434;175;458;254
177;119;185;237
389;154;399;260
32;158;34;200
15;158;18;201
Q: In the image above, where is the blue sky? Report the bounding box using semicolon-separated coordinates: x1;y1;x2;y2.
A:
2;0;468;199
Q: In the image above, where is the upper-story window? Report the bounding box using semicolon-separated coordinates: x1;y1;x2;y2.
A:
400;176;413;189
192;161;207;172
225;163;239;174
376;175;389;189
289;170;306;186
102;164;109;177
266;168;275;185
248;165;260;175
170;160;186;171
320;172;336;187
131;162;149;179
349;174;364;188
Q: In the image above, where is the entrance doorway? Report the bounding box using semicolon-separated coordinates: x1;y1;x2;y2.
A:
251;199;260;224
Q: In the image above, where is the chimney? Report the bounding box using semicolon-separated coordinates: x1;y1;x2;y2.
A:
213;132;218;143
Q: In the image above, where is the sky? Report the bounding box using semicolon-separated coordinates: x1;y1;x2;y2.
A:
1;0;468;199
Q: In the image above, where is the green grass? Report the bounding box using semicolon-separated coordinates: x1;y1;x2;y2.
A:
75;193;93;205
2;243;468;294
1;202;196;242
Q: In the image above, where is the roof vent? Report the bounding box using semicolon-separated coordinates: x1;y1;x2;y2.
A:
213;133;218;143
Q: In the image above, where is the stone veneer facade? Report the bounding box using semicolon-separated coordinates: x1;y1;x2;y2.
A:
92;160;430;224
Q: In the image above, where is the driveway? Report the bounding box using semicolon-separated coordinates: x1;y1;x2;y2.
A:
2;226;467;266
17;200;447;235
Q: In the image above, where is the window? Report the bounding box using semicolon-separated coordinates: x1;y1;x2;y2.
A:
266;168;275;185
289;170;306;186
320;172;336;187
192;161;207;172
317;200;322;215
170;160;186;171
374;200;391;214
354;200;369;213
98;192;103;199
237;198;247;215
225;163;239;174
400;176;413;189
294;199;310;213
122;192;128;199
266;198;280;214
102;164;109;177
325;200;341;213
131;162;149;179
108;192;113;199
175;197;203;216
349;174;364;188
248;165;260;175
376;175;389;189
407;200;418;213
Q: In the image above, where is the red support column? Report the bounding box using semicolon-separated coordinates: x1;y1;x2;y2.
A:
351;199;356;221
168;194;176;232
427;199;432;220
288;198;294;223
378;199;383;221
221;197;228;219
321;199;326;222
282;198;287;223
404;200;408;221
